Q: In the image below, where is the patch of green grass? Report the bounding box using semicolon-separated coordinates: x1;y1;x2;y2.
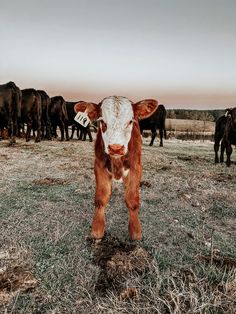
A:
209;201;236;219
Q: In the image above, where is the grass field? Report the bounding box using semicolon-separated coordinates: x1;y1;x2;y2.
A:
0;137;236;313
166;119;215;133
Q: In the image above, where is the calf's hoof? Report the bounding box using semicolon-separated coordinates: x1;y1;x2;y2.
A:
129;222;142;241
91;228;105;239
91;219;105;239
129;230;142;241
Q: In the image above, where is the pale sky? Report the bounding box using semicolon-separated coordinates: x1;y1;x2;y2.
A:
0;0;236;108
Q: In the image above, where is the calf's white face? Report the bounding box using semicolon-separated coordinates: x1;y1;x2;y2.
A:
74;97;159;157
99;96;134;157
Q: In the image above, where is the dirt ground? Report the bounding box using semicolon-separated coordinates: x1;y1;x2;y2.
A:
0;137;235;313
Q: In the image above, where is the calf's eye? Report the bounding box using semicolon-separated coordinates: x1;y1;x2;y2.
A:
126;120;134;128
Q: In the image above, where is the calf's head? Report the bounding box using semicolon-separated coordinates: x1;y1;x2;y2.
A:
75;96;158;157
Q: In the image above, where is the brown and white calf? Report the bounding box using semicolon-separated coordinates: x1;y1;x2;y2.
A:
75;96;158;240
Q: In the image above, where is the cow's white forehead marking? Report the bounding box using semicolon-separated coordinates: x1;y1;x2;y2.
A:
100;96;134;155
101;96;133;123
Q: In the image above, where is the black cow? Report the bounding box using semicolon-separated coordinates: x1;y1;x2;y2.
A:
214;110;230;163
0;81;21;144
220;107;236;166
21;89;42;142
37;90;51;140
50;96;69;141
65;101;93;141
139;104;166;146
71;124;94;141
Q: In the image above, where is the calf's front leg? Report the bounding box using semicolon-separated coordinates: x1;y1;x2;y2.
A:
124;171;142;240
91;163;112;239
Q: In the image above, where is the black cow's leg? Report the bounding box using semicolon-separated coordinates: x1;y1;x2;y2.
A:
46;124;52;140
226;143;232;167
82;129;86;141
214;139;220;163
11;113;18;144
41;123;45;139
70;125;75;139
8;118;14;145
58;121;65;141
65;124;69;141
78;128;83;140
88;128;93;142
77;127;80;139
220;140;225;163
35;120;41;142
149;130;157;146
52;124;57;138
159;128;164;147
26;121;32;142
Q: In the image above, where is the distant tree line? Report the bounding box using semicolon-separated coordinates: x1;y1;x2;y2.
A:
166;109;225;122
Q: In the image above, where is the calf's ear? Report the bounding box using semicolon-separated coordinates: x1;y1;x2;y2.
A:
74;102;101;121
132;99;158;120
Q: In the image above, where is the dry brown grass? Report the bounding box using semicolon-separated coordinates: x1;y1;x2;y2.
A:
0;137;235;313
166;119;215;133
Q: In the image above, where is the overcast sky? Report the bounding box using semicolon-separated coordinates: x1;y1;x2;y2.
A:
0;0;236;108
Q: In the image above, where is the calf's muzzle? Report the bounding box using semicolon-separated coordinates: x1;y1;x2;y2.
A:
108;144;125;156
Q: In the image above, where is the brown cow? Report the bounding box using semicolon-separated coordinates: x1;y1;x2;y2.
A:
75;96;158;240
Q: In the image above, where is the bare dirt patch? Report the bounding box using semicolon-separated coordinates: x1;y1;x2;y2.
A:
88;235;152;296
0;266;37;305
0;248;37;306
32;177;69;186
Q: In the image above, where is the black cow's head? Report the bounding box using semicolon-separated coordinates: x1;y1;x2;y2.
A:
225;107;236;130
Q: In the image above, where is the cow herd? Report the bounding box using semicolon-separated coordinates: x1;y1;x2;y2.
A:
0;81;94;145
0;80;235;168
0;81;167;147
